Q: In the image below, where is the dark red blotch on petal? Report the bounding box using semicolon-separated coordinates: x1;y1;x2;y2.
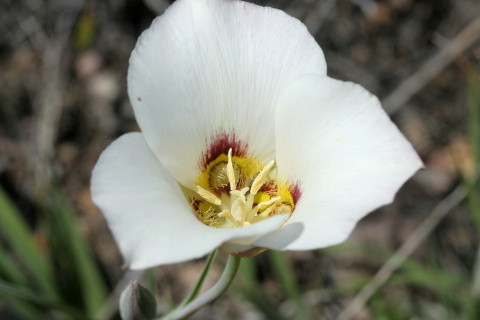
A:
259;180;278;195
199;129;248;170
289;182;302;205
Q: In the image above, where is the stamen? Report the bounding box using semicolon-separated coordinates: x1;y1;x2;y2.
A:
256;204;277;219
246;193;254;212
230;198;243;222
257;196;281;211
192;149;296;229
250;160;275;195
227;148;237;190
194;185;222;205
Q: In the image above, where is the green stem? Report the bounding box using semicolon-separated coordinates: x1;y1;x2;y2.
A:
160;254;241;320
178;249;218;307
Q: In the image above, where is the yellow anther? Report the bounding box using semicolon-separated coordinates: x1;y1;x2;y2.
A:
250;160;275;195
257;196;281;211
194;185;221;205
257;204;277;219
227;148;237;190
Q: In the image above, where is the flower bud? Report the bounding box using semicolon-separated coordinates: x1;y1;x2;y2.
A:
119;281;157;320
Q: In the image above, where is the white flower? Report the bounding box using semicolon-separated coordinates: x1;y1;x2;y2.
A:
91;0;423;269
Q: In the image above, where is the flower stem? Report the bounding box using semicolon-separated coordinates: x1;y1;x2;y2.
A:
160;254;241;320
178;249;218;307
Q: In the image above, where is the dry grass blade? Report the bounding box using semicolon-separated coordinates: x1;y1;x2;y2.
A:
337;184;469;320
383;15;480;115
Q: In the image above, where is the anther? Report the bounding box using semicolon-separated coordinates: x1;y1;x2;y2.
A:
257;196;281;211
194;185;222;205
256;203;277;219
250;160;275;195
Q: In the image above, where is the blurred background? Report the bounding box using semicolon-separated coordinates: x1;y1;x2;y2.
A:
1;0;480;319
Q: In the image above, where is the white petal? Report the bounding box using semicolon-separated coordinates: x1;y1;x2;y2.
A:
253;223;304;249
128;0;326;186
266;75;423;250
91;133;289;268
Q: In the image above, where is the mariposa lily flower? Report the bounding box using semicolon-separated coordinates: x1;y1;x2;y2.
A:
91;0;423;269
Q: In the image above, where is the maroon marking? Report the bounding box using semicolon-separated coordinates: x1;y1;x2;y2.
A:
289;182;302;206
137;97;142;101
258;180;278;195
198;129;248;170
189;198;202;212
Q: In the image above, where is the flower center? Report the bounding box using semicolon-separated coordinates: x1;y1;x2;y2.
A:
190;148;295;228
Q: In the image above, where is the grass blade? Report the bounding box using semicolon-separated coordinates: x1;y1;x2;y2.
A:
235;257;289;320
466;73;480;234
468;73;480;167
0;280;86;320
44;187;108;318
0;186;56;295
0;246;28;286
267;250;307;319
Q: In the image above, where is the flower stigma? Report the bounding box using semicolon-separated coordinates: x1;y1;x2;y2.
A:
190;148;296;229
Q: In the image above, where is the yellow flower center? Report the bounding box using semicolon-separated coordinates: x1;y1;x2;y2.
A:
190;148;295;228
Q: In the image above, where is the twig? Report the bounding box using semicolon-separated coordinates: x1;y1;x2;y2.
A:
383;15;480;114
336;184;468;320
30;0;85;193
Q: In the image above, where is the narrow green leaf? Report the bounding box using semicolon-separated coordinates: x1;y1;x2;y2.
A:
44;188;108;318
0;294;44;320
238;256;258;285
239;285;290;320
267;250;307;319
391;261;464;292
235;257;288;320
466;73;480;236
468;73;480;167
0;186;55;295
0;246;28;286
0;280;86;320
